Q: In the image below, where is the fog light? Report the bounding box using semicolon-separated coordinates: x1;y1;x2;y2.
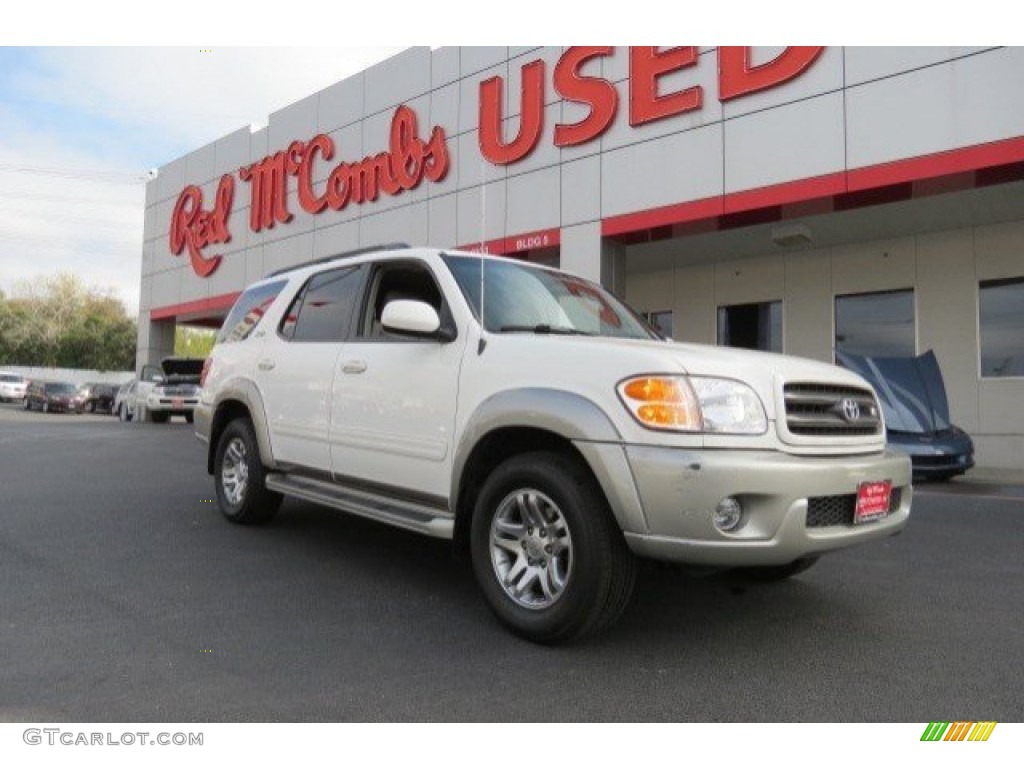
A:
713;497;743;532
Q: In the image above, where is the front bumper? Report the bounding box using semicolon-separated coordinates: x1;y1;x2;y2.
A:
611;445;911;567
146;396;199;414
889;430;974;480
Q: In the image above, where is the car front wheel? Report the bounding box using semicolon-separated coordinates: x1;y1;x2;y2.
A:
470;451;636;644
214;418;282;525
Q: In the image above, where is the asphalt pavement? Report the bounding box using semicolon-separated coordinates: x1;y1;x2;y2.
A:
1;402;1022;722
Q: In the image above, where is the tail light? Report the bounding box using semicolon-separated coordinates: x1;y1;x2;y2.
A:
200;358;212;387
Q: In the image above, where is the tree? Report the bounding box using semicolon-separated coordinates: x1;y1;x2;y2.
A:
175;326;216;358
0;273;137;370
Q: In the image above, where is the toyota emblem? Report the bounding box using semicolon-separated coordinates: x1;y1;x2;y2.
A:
841;398;861;422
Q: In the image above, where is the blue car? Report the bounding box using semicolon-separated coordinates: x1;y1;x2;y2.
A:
836;350;975;482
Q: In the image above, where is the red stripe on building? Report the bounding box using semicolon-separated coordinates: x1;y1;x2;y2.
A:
150;292;240;321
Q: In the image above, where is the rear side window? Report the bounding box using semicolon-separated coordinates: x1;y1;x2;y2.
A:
280;266;364;342
218;279;288;344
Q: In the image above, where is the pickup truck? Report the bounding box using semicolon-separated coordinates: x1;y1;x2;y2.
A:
195;245;911;643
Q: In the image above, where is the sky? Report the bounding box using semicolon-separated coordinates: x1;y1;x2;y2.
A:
0;46;404;314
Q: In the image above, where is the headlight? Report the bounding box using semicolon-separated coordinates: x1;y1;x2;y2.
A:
618;375;767;434
689;377;767;434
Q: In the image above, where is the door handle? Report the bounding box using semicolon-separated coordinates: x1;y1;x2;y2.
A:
257;359;276;371
342;360;367;374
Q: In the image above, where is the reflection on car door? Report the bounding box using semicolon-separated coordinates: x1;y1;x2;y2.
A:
329;260;465;500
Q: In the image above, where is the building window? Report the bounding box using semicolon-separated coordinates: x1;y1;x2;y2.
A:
979;277;1024;377
645;310;673;338
718;301;782;353
834;289;915;358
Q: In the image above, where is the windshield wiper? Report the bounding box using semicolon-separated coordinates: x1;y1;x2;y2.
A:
498;324;594;336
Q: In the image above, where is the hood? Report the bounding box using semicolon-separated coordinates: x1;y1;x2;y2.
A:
835;350;950;434
160;358;204;384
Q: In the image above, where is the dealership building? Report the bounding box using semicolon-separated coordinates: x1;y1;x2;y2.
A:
139;46;1024;468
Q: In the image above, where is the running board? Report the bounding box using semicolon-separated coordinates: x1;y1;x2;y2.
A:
265;473;454;539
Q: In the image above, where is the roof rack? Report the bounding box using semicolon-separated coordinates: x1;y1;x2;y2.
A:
267;243;411;277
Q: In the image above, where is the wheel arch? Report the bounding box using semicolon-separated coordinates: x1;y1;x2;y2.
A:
451;388;645;559
207;380;276;475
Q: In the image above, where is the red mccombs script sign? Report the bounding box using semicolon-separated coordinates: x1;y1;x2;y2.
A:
170;46;822;277
170;105;449;277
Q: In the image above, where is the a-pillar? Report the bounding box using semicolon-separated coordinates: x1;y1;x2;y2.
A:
559;222;627;297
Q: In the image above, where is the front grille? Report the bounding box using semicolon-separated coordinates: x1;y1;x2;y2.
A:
784;383;882;437
806;487;903;528
159;385;199;397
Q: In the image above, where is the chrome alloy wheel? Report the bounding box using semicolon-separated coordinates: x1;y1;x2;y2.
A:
221;437;250;506
489;488;573;610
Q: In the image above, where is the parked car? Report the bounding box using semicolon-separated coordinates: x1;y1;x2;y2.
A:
114;380;137;421
197;245;911;643
77;382;117;414
24;380;81;413
136;358;203;423
837;350;975;481
0;371;28;402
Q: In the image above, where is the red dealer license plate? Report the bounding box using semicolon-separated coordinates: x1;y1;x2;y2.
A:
855;480;892;524
172;398;184;408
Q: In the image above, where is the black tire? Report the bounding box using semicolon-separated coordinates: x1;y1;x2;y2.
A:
185;412;194;424
733;556;819;583
470;451;636;644
24;399;32;410
150;412;169;424
213;417;282;525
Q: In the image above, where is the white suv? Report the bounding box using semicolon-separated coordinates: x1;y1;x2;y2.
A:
135;358;203;423
0;372;28;402
196;245;911;643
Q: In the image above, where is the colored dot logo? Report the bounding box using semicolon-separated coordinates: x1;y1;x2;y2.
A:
921;722;997;742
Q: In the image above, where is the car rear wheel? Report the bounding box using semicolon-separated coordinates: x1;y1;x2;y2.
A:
214;418;281;525
470;451;636;644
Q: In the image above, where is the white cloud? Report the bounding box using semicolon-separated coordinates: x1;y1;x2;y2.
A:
0;46;404;313
24;47;404;153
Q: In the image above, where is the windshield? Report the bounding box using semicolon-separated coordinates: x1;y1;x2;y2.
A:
46;382;77;395
443;254;658;340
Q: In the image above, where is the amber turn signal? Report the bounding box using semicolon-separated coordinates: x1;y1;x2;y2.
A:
618;376;702;431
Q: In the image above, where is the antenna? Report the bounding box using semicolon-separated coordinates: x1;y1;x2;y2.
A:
478;155;488;355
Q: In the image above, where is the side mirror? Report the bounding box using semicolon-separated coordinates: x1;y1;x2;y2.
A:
382;300;450;339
